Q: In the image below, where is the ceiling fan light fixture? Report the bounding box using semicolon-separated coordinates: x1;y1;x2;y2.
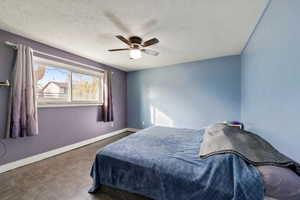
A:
130;49;142;59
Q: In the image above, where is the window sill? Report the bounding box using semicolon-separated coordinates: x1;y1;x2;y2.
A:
38;103;102;108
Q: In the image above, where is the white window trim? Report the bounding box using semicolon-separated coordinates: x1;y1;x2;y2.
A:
34;57;104;108
38;103;101;108
34;57;103;76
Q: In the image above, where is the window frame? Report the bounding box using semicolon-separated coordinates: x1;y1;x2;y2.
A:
34;57;104;108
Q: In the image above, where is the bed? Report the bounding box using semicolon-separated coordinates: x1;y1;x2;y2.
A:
89;126;264;200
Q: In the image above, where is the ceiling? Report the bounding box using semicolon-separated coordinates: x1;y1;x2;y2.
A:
0;0;269;71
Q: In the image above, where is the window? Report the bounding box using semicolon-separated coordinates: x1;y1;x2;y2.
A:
34;57;103;107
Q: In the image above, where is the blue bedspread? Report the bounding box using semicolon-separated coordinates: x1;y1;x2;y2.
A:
89;126;264;200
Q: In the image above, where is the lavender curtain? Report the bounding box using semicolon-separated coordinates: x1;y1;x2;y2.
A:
5;44;38;138
99;70;114;122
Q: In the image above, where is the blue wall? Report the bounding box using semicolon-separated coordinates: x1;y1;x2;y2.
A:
241;0;300;162
128;56;241;129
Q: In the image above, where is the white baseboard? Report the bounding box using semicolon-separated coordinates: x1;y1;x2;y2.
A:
127;128;141;132
0;128;138;174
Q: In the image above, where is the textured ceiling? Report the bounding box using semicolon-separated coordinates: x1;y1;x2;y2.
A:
0;0;268;71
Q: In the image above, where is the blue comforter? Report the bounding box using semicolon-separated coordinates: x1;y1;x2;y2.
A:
89;126;264;200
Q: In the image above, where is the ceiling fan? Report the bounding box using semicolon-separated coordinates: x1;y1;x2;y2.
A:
108;35;160;59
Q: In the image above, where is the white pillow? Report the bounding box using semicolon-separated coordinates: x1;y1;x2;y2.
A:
257;166;300;200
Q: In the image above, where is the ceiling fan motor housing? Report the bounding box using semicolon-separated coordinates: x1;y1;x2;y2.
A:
129;36;142;45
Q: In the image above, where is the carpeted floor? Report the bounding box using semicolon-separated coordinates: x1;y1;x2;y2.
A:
0;131;149;200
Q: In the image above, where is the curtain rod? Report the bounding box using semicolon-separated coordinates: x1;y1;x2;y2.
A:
4;41;106;73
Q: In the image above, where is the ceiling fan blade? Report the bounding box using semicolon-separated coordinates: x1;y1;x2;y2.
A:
104;12;131;34
141;49;159;56
108;48;130;52
116;35;131;46
142;38;159;47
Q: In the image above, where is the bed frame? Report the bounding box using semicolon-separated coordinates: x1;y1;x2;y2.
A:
101;185;151;200
101;185;275;200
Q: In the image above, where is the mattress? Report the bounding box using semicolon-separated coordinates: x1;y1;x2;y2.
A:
89;126;264;200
